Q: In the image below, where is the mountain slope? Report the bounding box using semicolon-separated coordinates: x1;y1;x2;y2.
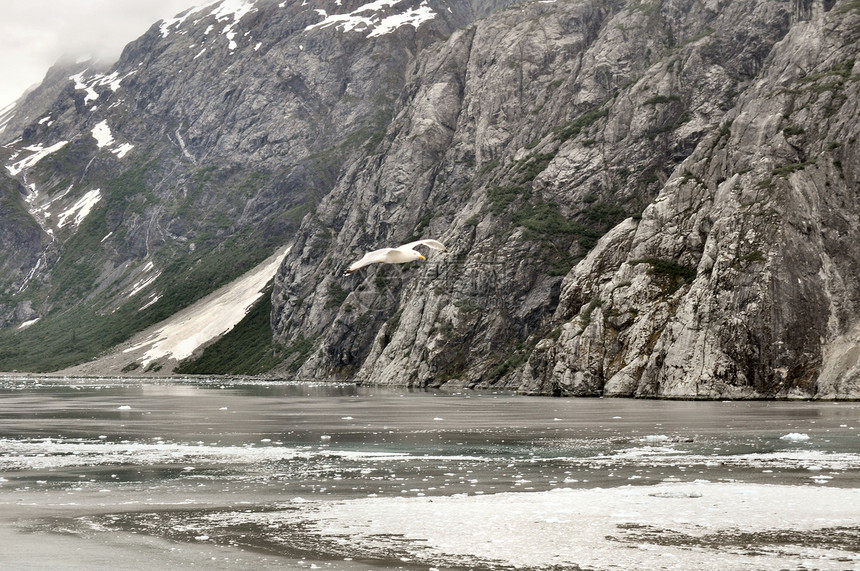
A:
0;0;507;372
2;0;859;400
271;0;859;399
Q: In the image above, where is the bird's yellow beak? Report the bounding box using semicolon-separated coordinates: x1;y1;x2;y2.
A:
419;255;426;260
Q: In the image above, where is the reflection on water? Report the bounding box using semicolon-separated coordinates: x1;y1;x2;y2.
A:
1;377;859;569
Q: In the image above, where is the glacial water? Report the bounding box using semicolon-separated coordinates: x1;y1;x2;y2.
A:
1;376;859;569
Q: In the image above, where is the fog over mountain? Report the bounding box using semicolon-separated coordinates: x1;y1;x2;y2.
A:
0;0;196;109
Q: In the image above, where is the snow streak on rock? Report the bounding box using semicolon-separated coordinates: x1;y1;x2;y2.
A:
305;0;436;38
90;120;134;158
56;189;102;229
160;0;256;51
121;245;290;366
91;120;115;148
70;71;135;106
6;141;69;176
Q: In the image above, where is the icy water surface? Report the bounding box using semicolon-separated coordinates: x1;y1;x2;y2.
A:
1;377;859;569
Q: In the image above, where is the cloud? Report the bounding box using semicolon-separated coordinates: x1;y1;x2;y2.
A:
0;0;201;109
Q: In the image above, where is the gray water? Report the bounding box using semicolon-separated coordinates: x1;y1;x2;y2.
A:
1;376;859;569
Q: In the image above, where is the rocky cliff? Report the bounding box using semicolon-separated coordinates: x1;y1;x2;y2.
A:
518;0;860;399
2;0;859;398
271;0;860;398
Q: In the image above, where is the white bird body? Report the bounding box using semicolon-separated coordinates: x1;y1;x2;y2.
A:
344;239;447;275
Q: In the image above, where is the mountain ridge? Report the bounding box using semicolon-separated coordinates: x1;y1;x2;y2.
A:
2;0;859;399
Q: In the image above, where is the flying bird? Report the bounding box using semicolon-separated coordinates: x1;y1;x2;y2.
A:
343;239;448;275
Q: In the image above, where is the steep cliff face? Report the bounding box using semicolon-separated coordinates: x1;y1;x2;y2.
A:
271;0;858;399
519;0;860;398
2;0;858;398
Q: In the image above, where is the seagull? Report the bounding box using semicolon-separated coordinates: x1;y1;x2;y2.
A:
343;239;448;275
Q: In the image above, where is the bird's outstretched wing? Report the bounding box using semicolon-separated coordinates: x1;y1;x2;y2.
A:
404;239;448;252
344;248;393;275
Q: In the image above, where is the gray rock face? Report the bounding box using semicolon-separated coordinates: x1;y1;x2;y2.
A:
273;0;859;399
2;0;859;399
519;0;860;399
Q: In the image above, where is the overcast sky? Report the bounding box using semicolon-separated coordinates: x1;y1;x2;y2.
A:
0;0;202;110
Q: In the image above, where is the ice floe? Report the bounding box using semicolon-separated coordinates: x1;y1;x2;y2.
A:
0;437;409;472
780;432;811;441
279;482;860;570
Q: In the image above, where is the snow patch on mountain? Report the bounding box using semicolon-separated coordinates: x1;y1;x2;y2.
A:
306;0;436;37
56;189;101;229
113;143;134;158
120;244;291;368
127;262;162;299
90;120;135;158
368;0;435;37
161;0;256;50
70;71;135;106
160;4;211;37
91;121;115;148
0;101;14;134
6;141;69;176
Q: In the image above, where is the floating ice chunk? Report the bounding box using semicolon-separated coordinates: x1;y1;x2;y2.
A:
118;405;131;410
641;435;669;443
320;435;332;441
780;433;810;442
